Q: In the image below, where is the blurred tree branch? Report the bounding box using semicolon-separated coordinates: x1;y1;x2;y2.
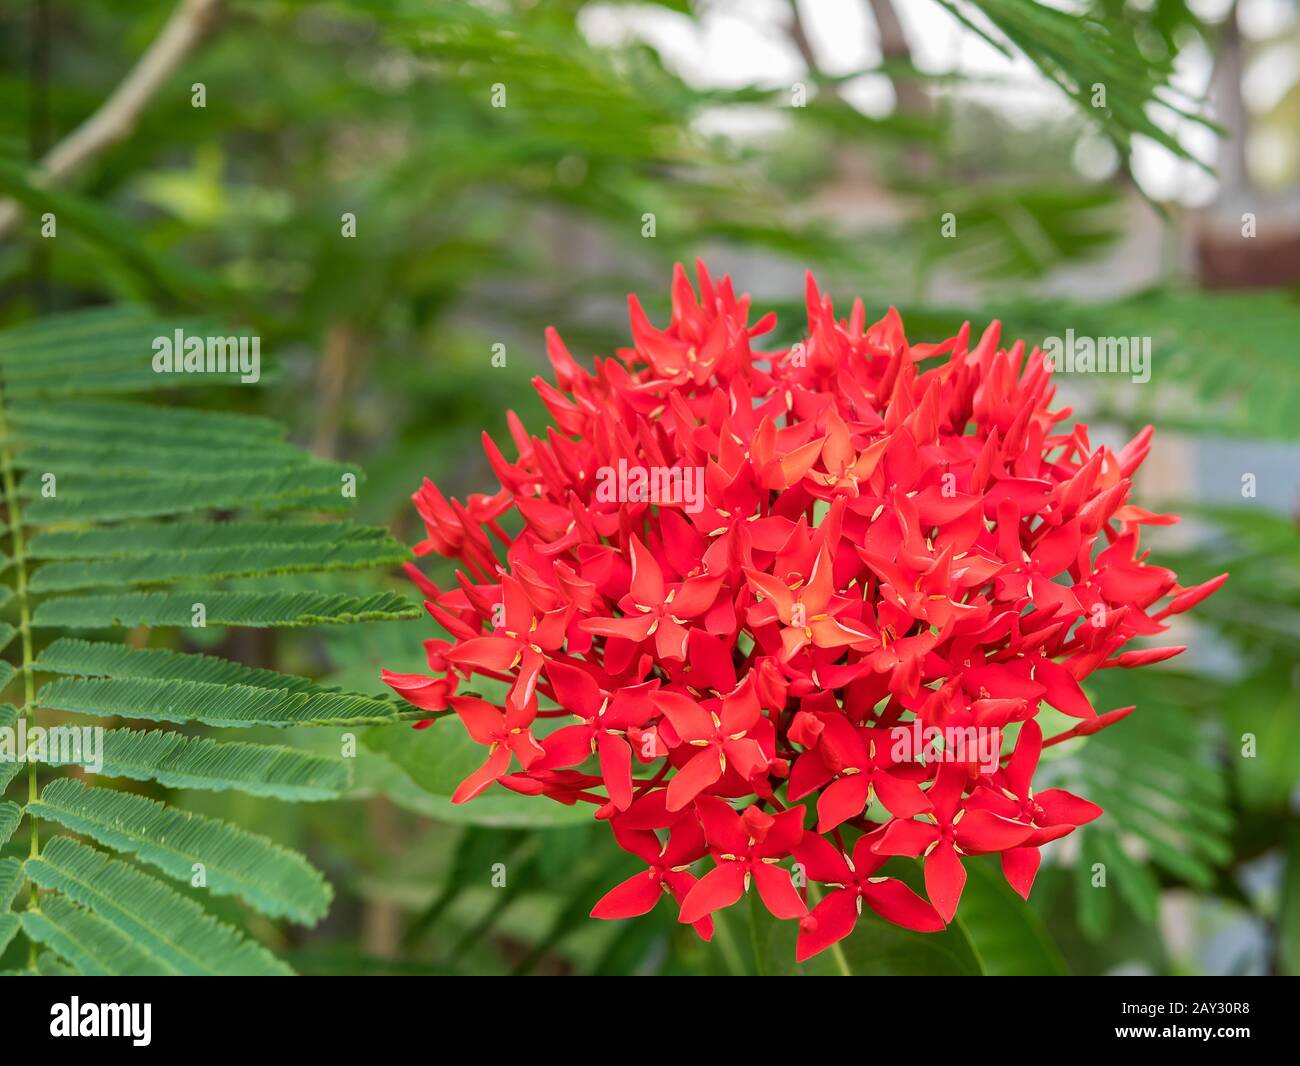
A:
0;0;223;241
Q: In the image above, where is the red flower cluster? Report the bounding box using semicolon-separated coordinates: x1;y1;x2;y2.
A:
384;262;1225;961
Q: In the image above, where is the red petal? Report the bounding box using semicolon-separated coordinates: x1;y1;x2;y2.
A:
678;861;746;924
816;775;871;833
666;748;724;810
1034;788;1103;827
653;690;714;742
924;841;966;923
752;863;808;920
596;732;634;811
1000;846;1041;900
580;614;657;642
860;878;945;932
1161;572;1228;616
545;661;604;718
445;636;521;673
671;575;723;618
450;696;506;746
451;745;511;804
1030;519;1081;576
694;795;748;853
795;888;858;962
926;762;967;823
1034;657;1094;718
1106;645;1185;668
590;871;663;919
537;723;593;769
628;534;665;605
792;830;852;884
871;772;932;818
1004;719;1042;797
874;818;939;857
954;810;1034;852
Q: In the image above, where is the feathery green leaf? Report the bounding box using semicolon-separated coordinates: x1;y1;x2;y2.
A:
36;676;399;728
29;778;331;924
21;895;157;976
32;589;420;628
26;838;294;976
85;728;350;799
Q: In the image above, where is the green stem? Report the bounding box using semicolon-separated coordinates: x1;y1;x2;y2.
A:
0;393;40;962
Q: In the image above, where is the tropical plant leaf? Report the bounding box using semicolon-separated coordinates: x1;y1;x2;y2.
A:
1050;674;1233;936
20;894;158;977
28;778;331;924
0;306;418;974
20;469;354;524
37;676;399;729
75;728;350;800
955;0;1214;163
0;913;17;956
31;589;417;629
28;519;392;560
0;856;22;909
25;838;294;976
0;706;19;793
35;639;319;690
29;540;408;591
0;800;19;846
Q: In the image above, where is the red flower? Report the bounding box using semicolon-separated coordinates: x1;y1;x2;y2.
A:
653;683;769;812
593;820;715;940
445;695;544;804
787;713;931;833
535;661;658;810
678;798;807;924
383;262;1224;963
794;829;943;962
967;720;1102;898
874;763;1035;922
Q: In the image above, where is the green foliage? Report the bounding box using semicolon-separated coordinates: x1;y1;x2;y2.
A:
952;0;1216;163
0;307;418;975
30;778;330;923
25;837;292;976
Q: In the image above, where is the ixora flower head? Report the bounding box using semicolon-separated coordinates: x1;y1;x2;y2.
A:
384;262;1226;962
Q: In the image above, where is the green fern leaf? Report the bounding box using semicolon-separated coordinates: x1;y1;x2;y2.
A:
29;538;409;592
36;677;399;728
28;519;391;560
36;639;319;691
7;396;285;447
86;728;350;799
29;778;331;924
0;856;22;908
26;838;293;976
21;467;355;523
0;305;418;973
21;895;158;976
31;589;420;628
0;801;19;846
0;706;19;793
0;914;19;956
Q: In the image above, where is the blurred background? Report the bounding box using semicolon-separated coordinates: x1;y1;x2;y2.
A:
0;0;1297;975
